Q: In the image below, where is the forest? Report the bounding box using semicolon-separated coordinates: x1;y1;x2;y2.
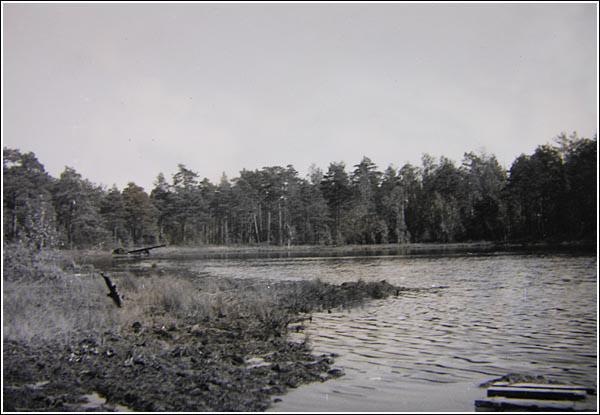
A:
3;133;596;250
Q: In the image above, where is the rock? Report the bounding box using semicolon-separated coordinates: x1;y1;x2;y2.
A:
230;355;244;365
169;346;183;357
319;356;334;365
133;355;146;365
286;378;299;388
327;368;344;378
190;324;204;337
189;388;203;396
271;363;290;373
154;327;172;340
79;369;97;378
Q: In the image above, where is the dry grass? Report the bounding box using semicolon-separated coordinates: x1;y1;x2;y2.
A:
3;244;401;344
115;275;210;326
2;244;282;343
3;246;115;342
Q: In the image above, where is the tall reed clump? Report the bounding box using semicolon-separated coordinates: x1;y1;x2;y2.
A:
116;275;296;336
113;274;212;327
116;275;281;327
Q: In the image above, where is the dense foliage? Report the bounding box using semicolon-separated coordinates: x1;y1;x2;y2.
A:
3;133;596;249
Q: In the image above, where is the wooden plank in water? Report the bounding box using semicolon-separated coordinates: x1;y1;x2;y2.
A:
505;383;595;395
475;397;578;411
487;386;587;401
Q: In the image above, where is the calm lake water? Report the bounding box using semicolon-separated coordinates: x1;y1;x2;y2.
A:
103;249;598;412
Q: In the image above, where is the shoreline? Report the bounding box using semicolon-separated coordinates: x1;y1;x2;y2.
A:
2;245;412;412
71;240;596;261
3;242;595;411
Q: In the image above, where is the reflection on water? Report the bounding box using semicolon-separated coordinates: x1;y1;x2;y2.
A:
100;251;597;412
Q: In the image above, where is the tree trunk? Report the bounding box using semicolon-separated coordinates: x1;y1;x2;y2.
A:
257;204;262;239
253;213;260;243
11;195;18;239
335;205;341;244
278;200;283;246
267;210;271;245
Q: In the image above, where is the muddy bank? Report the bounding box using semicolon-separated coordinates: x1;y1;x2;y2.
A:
4;320;338;411
3;277;414;412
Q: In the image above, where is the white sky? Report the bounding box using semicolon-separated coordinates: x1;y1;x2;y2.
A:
2;2;598;191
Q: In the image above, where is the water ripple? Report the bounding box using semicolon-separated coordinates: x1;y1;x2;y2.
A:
145;252;597;411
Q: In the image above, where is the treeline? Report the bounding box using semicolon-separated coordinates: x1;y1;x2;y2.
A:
3;133;596;250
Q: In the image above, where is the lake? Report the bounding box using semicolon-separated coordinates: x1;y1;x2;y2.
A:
102;248;597;412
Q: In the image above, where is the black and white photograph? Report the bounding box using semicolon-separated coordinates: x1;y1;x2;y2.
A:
2;1;598;412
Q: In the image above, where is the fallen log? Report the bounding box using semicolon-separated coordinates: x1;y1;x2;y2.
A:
127;244;166;255
112;244;166;256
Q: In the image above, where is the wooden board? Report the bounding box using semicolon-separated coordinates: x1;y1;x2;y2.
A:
477;381;597;412
475;397;582;411
487;386;587;401
500;382;596;395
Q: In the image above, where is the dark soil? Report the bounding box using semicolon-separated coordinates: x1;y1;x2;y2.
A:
3;323;338;411
3;279;414;412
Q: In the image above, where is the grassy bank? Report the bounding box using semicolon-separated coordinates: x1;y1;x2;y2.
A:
3;243;410;411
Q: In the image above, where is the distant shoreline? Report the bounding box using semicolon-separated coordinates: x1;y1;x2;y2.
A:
68;240;597;261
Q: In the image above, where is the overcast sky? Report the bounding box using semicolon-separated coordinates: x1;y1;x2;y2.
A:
3;2;598;191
